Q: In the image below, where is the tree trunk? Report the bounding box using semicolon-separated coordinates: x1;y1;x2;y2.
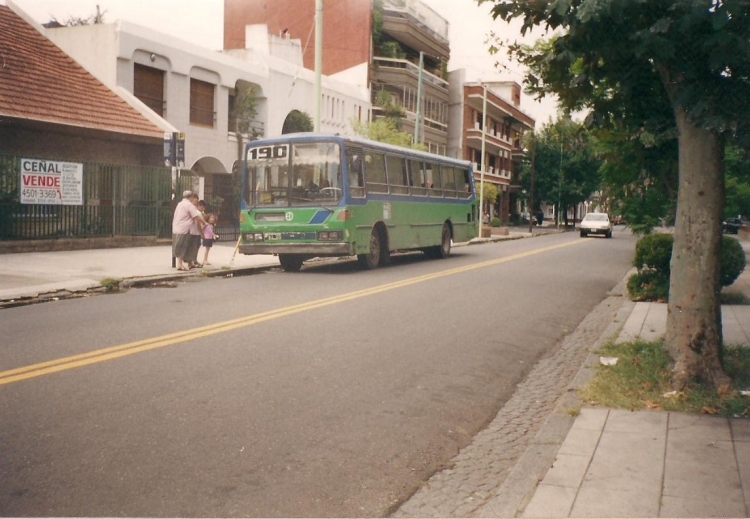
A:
664;106;729;391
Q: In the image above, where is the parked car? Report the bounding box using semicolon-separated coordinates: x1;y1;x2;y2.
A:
722;217;746;234
579;213;613;238
613;215;625;225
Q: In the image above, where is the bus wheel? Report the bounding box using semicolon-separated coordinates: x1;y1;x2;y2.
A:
358;228;382;269
426;223;451;259
278;254;304;272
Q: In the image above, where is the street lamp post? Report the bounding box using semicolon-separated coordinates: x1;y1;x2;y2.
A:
478;84;487;238
557;133;563;228
528;133;535;234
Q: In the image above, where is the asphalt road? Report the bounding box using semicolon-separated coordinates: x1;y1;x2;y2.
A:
0;229;636;517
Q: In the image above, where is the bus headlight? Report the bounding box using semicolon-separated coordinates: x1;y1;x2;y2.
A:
318;231;342;241
244;232;264;242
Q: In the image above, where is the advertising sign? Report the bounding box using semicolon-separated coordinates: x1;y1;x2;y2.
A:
20;159;83;206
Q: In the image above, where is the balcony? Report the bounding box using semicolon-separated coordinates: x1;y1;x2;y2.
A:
372;56;448;91
381;0;450;59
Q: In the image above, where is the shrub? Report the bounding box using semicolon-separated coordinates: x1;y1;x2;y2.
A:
628;234;747;301
721;236;747;287
633;233;674;274
627;270;670;302
491;217;501;227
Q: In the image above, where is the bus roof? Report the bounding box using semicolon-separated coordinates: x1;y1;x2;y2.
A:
245;133;473;169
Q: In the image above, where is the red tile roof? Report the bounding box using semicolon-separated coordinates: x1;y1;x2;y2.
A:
0;5;163;139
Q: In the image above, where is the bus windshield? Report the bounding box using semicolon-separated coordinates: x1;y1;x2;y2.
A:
246;141;342;207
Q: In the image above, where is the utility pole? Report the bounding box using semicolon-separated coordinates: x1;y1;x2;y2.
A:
414;51;424;145
478;84;487;238
314;0;323;132
528;132;535;234
557;133;563;228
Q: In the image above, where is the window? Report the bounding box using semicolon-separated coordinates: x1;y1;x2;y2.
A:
386;155;409;195
347;147;366;198
133;64;164;116
425;162;442;197
409;159;427;196
442;166;457;198
365;151;388;194
458;167;473;199
190;78;215;127
227;90;237;133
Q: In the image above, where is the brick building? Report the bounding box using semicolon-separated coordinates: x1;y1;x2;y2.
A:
224;0;451;155
448;71;535;223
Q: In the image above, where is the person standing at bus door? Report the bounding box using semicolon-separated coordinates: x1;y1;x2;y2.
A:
201;213;218;266
172;191;204;271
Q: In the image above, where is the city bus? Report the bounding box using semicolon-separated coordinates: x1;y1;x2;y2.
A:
239;133;478;271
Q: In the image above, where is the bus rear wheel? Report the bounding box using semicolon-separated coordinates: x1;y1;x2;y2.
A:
278;254;304;272
358;227;383;269
426;223;451;259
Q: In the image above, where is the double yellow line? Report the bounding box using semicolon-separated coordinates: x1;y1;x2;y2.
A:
0;240;582;386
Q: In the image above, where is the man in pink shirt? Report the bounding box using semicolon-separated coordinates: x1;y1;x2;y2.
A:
172;191;205;271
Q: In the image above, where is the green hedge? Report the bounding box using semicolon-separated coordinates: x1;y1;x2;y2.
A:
628;233;746;301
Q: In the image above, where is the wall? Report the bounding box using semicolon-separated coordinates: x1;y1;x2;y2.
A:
0;124;163;166
223;0;373;76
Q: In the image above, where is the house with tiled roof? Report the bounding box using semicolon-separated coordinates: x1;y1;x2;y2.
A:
0;3;169;165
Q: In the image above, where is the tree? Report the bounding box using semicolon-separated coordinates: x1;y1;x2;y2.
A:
281;110;313;134
515;118;601;225
352;90;425;150
43;5;106;27
482;0;750;390
231;86;263;161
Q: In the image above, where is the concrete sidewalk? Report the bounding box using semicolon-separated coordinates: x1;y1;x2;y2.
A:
506;301;750;518
0;242;281;303
483;251;750;518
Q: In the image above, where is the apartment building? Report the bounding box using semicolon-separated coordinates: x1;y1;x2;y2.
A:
448;70;535;223
224;0;451;155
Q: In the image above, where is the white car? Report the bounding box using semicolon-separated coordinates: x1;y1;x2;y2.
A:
580;213;613;238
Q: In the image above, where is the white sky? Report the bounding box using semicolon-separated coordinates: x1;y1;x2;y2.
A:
11;0;559;126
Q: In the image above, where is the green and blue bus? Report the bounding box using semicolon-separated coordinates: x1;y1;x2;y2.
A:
239;133;478;271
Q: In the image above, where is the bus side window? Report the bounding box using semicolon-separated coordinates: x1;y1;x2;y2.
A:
443;166;457;198
426;162;443;197
348;153;365;198
365;151;388;194
460;167;473;199
386;155;409;195
409;159;426;196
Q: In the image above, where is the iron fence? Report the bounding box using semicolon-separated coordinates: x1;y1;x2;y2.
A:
0;154;177;240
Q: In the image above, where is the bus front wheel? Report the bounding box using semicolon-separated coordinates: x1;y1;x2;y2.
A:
278;254;304;272
358;227;384;269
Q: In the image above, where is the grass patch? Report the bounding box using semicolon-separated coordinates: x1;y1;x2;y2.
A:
100;278;121;292
580;340;750;417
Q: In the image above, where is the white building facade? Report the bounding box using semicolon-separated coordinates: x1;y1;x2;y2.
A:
44;20;371;179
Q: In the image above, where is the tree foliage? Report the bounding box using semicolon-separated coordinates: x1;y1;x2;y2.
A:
281;110;314;134
480;0;750;391
515;118;602;224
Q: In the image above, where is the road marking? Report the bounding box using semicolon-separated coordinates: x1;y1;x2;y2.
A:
0;240;584;386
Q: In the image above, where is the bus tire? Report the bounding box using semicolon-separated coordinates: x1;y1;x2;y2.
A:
358;227;384;270
426;223;452;259
278;254;304;272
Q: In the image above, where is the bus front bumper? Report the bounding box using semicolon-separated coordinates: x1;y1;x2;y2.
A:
239;242;354;256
